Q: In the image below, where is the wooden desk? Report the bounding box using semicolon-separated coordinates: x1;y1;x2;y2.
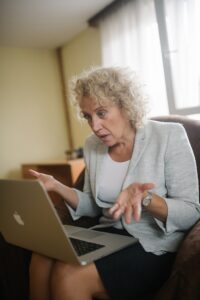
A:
22;159;85;187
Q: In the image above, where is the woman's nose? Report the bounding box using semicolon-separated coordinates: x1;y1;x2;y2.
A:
91;117;101;132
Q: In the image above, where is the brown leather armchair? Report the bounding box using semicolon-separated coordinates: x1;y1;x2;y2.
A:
0;115;200;300
151;115;200;300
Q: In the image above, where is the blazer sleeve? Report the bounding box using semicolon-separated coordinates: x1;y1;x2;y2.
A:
66;138;101;220
156;124;200;234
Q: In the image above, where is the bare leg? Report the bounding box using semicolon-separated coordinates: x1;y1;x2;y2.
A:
51;261;110;300
29;253;54;300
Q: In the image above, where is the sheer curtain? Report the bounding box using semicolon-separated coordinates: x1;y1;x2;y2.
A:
99;0;169;117
99;0;200;117
164;0;200;111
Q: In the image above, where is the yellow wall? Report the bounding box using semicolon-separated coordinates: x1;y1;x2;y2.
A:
0;47;69;178
0;26;101;179
62;27;102;148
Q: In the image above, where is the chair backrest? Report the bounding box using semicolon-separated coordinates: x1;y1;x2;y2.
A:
74;115;200;199
152;115;200;199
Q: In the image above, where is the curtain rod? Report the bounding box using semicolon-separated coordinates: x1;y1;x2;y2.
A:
88;0;132;27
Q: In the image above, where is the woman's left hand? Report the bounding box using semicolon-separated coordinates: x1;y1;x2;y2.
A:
109;182;155;224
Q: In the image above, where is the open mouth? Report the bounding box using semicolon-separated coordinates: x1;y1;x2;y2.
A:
98;134;111;142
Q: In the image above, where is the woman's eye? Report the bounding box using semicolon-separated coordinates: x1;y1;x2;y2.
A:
80;113;91;121
97;110;107;118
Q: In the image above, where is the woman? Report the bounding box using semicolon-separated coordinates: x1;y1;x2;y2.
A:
29;67;200;300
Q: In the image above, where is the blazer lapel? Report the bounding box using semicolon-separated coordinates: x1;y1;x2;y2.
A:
94;143;108;199
130;126;146;168
122;124;150;188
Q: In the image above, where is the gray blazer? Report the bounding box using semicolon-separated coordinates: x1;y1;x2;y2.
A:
69;120;200;254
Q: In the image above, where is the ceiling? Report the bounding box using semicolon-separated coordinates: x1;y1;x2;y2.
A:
0;0;114;49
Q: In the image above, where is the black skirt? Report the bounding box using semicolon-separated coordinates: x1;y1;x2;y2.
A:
94;227;176;300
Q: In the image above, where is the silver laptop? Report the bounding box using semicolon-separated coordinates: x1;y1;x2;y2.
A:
0;179;137;265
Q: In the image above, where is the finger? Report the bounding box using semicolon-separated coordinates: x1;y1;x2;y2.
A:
113;207;124;220
132;202;142;222
29;169;40;178
124;205;133;224
128;190;142;222
114;190;128;210
109;191;126;213
110;203;125;220
109;203;119;214
109;204;124;220
141;182;155;192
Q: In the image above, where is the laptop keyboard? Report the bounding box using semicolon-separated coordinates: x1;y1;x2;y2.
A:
70;237;105;256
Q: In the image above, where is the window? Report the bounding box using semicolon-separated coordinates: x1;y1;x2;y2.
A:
161;0;200;115
97;0;200;117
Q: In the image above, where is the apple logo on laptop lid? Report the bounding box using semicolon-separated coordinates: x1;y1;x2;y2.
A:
13;211;25;226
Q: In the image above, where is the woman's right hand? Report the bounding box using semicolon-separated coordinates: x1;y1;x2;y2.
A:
29;169;57;192
29;169;79;210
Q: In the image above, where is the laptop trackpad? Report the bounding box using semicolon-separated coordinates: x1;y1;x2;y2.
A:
72;229;104;240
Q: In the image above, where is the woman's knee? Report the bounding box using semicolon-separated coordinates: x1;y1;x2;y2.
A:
51;262;78;286
29;253;53;275
50;262;80;298
51;262;109;299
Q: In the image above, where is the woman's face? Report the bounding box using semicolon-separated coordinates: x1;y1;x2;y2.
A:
80;97;133;147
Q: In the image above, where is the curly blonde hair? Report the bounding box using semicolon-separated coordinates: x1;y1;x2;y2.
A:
69;66;148;128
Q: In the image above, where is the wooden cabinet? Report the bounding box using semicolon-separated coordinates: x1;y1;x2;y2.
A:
22;159;85;187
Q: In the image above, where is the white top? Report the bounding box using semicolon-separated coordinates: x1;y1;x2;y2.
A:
98;153;130;204
98;153;130;229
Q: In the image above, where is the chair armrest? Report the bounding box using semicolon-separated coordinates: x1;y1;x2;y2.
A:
154;220;200;300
